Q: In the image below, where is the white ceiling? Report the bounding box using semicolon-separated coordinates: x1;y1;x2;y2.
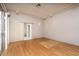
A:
5;3;79;19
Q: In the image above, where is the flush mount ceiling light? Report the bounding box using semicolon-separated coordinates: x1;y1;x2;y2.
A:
36;3;41;7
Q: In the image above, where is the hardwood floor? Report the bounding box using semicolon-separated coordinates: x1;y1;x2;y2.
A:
2;38;79;56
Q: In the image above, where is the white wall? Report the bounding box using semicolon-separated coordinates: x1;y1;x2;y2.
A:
9;7;79;46
9;12;43;42
44;7;79;46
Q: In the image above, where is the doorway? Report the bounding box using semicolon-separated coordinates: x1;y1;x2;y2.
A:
24;23;32;40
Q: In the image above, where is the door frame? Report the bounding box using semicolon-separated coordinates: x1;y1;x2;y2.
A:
24;23;32;40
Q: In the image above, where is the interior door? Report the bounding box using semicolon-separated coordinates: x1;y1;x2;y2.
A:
24;23;32;40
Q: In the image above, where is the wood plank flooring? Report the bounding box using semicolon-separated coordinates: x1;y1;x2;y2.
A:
2;38;79;56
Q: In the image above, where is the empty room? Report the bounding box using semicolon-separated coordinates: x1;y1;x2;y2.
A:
0;3;79;56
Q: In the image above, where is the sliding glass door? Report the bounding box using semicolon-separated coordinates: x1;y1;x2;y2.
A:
0;11;2;54
0;11;9;54
0;11;5;53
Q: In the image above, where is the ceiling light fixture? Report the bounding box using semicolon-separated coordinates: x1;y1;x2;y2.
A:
36;3;41;7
